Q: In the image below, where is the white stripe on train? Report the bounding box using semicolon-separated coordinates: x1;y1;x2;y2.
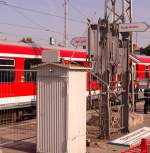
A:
0;95;36;107
0;90;100;107
0;53;86;61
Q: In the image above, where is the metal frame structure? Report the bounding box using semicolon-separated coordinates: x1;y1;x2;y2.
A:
88;0;132;138
104;0;132;24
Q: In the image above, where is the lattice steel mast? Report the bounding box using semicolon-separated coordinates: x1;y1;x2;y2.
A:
104;0;132;24
88;0;132;138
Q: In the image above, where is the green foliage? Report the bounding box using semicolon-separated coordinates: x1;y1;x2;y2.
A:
20;37;34;43
141;44;150;56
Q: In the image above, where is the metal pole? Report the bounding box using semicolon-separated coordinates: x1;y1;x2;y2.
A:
64;0;68;47
128;0;134;112
123;0;134;112
112;0;116;23
122;0;125;23
126;38;129;132
88;21;92;108
136;32;138;45
104;0;108;19
122;34;129;132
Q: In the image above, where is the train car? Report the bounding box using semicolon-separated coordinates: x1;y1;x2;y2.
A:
0;41;95;120
129;54;150;89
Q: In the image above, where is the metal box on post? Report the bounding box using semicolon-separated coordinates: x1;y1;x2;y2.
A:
36;63;87;153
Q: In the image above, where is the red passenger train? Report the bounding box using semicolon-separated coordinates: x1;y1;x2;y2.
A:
0;41;95;119
130;54;150;89
3;41;149;119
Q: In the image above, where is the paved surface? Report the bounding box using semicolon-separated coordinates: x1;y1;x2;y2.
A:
0;102;149;153
0;137;36;153
0;119;36;153
87;102;150;153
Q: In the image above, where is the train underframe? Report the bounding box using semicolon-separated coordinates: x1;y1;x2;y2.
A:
0;102;36;123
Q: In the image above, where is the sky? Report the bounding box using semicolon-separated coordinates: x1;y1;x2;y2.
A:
0;0;149;47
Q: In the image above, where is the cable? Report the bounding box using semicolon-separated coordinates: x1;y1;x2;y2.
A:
0;0;83;37
0;21;77;37
68;1;97;37
0;31;48;42
68;1;88;19
0;22;50;31
0;31;74;47
0;0;85;24
10;6;48;30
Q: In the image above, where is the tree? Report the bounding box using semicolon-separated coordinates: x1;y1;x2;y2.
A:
141;44;150;56
20;37;34;43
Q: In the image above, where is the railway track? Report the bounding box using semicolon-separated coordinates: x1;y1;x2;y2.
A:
0;107;36;124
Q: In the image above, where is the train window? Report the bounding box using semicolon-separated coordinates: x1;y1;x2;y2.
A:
91;74;97;80
24;59;42;82
24;59;42;70
145;65;149;79
0;58;15;67
0;58;15;82
133;64;136;80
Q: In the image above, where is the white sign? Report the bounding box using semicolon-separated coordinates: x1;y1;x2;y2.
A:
119;22;150;32
109;127;150;146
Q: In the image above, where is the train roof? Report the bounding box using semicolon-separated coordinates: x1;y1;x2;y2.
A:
0;40;86;52
136;55;150;64
0;40;87;60
129;54;150;64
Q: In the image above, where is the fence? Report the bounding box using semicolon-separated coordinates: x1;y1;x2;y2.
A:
0;69;37;146
0;68;148;147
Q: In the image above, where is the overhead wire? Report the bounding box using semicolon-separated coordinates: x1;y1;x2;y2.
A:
68;1;97;37
68;1;88;19
0;30;73;46
0;22;61;35
10;5;48;30
68;0;89;36
0;0;88;45
0;31;48;42
0;22;50;31
0;1;80;37
0;0;85;24
138;35;150;40
0;21;77;37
